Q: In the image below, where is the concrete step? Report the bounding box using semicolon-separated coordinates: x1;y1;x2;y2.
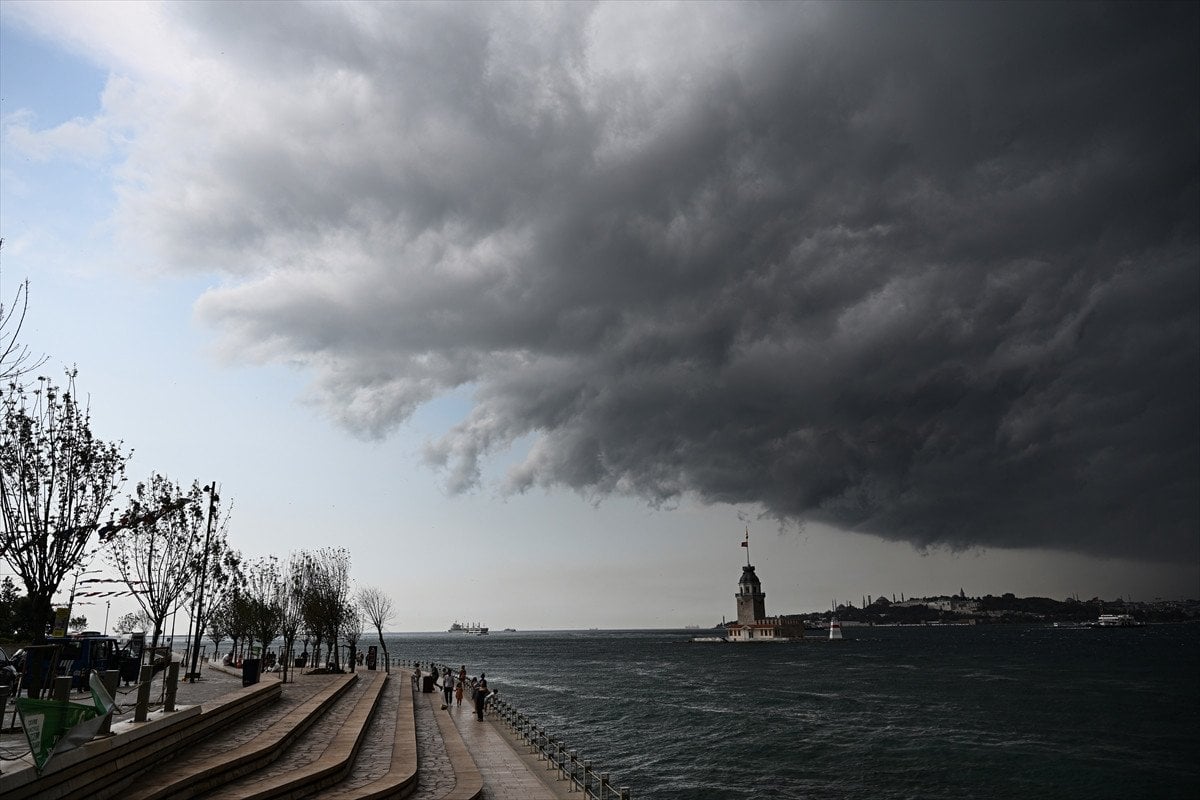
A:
0;678;282;800
309;669;418;800
210;669;388;800
312;670;480;800
124;672;358;800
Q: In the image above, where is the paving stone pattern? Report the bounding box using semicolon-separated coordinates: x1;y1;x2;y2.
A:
410;682;456;799
144;671;328;773
312;670;400;792
449;697;567;800
216;670;374;794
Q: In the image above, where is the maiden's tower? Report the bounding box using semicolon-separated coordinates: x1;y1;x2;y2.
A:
725;532;804;641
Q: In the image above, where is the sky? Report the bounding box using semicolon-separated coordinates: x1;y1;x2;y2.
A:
0;1;1196;633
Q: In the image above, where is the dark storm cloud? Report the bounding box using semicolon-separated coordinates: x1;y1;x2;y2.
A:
125;2;1196;560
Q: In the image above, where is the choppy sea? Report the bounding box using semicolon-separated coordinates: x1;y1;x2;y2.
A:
383;624;1199;799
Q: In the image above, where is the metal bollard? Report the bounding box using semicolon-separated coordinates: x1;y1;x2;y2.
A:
52;676;72;703
163;662;181;712
134;665;154;722
99;670;119;734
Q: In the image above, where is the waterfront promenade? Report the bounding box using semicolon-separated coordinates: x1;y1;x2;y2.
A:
0;659;572;800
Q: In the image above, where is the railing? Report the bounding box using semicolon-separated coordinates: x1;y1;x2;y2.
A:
487;692;631;799
400;660;632;799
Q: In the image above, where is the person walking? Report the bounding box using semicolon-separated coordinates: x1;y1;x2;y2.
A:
457;665;467;707
474;673;490;720
442;667;454;708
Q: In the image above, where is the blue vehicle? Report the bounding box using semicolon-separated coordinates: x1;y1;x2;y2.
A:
44;632;125;689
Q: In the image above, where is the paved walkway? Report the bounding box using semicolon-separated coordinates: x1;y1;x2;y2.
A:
1;661;576;799
447;695;569;800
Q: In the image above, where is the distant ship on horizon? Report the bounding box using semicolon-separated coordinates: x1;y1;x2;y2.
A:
449;621;489;635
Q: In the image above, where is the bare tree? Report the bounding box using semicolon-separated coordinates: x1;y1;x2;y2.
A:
0;371;128;640
0;239;48;382
357;585;394;673
104;475;205;651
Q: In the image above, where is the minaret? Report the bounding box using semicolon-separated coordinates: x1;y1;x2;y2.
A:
735;531;766;624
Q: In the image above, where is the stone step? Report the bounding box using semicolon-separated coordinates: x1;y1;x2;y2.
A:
0;677;282;800
312;670;480;800
210;669;388;800
3;667;486;800
124;672;358;800
309;669;418;800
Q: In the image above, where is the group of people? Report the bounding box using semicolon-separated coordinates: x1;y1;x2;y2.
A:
413;662;493;720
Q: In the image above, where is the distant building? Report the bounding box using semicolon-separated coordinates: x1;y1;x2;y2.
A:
725;562;804;642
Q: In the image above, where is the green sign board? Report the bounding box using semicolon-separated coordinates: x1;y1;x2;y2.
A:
15;671;117;772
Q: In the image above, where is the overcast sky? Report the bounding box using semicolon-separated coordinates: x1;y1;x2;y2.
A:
1;1;1196;631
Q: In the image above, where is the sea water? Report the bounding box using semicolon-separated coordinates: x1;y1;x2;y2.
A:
383;625;1199;799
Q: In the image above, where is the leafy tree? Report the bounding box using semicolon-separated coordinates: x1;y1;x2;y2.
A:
179;488;239;679
0;574;31;637
205;595;229;658
224;588;254;663
357;585;394;673
299;548;351;672
189;526;240;659
113;609;153;634
245;557;283;659
68;614;88;633
343;602;363;673
104;475;206;652
278;553;308;682
0;372;128;640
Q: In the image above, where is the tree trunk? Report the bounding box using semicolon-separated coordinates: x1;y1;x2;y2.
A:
375;628;390;674
29;591;52;642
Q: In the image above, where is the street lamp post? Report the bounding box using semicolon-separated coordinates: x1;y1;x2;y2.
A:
187;482;218;682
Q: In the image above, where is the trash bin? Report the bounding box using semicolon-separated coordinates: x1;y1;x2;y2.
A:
242;658;261;687
422;675;436;693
